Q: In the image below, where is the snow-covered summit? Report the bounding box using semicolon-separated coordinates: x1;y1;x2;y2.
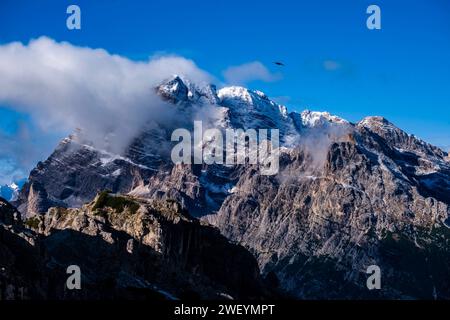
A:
218;86;287;116
358;116;395;131
157;75;219;105
0;181;23;201
156;77;351;144
157;77;349;136
300;110;349;128
216;86;291;133
358;116;447;160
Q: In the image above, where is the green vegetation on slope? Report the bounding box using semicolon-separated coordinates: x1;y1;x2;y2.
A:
92;191;140;215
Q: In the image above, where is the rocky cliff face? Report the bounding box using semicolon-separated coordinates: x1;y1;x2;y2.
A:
208;123;450;298
14;76;450;299
1;195;271;300
0;197;47;300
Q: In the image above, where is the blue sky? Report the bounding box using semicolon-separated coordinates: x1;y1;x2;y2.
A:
0;0;450;182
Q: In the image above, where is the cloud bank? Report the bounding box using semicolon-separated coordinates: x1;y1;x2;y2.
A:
222;61;281;85
0;37;214;183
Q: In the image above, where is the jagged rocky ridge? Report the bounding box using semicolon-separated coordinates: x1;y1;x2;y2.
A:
1;195;272;299
14;76;450;299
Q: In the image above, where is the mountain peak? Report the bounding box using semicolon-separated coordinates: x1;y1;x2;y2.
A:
217;86;253;104
218;86;285;114
216;86;290;132
9;182;19;190
299;110;349;128
358;116;394;129
0;180;24;202
157;75;190;102
157;75;219;105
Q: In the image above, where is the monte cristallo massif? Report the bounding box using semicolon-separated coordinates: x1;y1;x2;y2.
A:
2;76;450;299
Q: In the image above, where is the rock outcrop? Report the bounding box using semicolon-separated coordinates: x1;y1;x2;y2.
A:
1;195;272;300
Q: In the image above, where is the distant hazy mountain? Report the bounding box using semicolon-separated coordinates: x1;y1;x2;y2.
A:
12;76;450;299
0;179;25;201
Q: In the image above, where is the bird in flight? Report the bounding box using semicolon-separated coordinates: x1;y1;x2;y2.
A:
274;61;285;66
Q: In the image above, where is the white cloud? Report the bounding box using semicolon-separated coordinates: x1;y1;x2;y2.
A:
223;61;281;85
0;36;213;154
0;37;216;183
